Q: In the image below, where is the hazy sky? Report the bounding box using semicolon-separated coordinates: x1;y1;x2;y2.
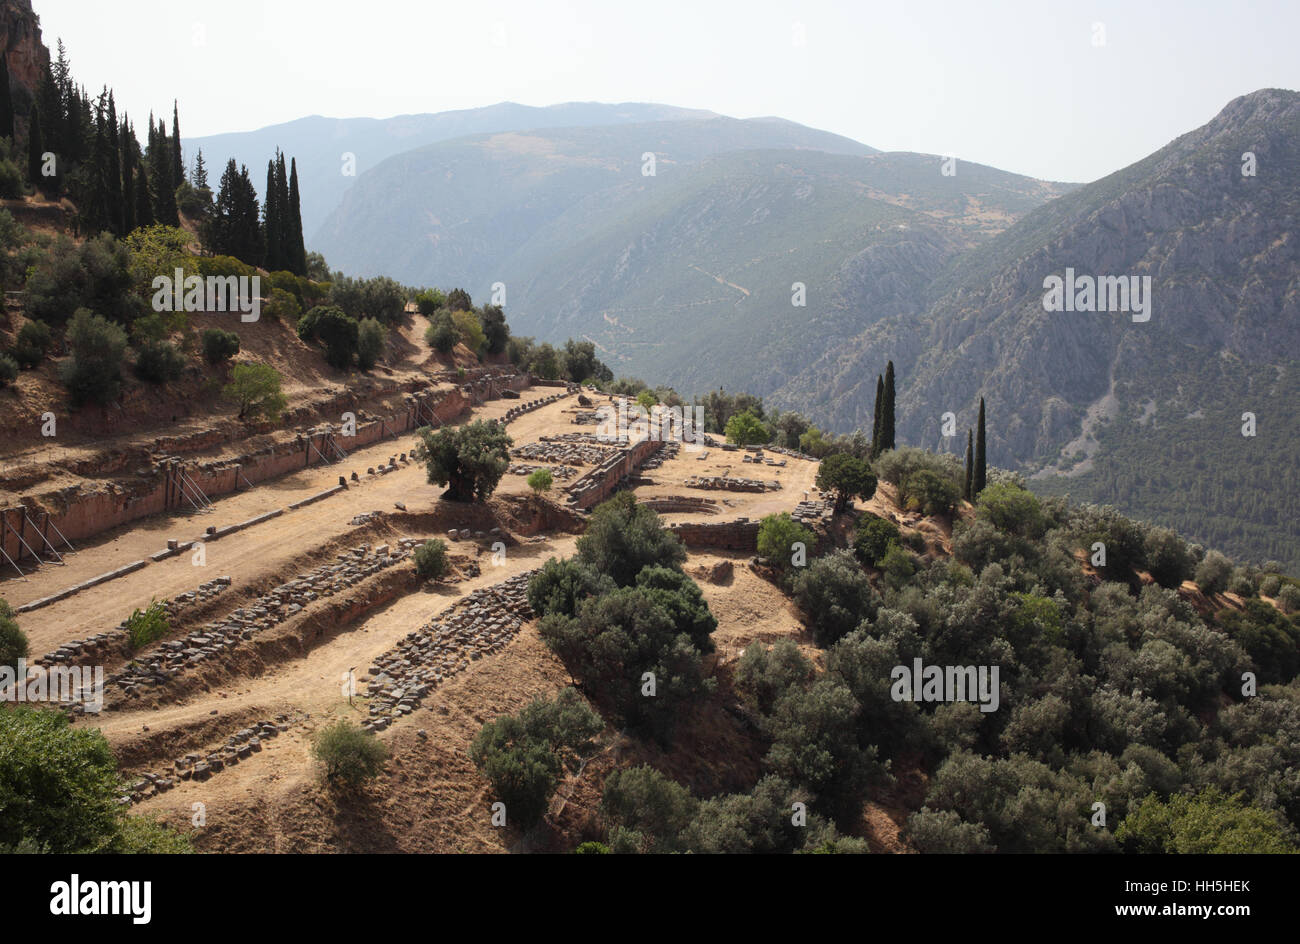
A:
37;0;1300;183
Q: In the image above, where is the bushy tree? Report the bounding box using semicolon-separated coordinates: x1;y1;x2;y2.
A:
539;584;714;740
425;310;458;353
1195;550;1233;595
415;288;445;315
297;304;358;369
816;453;877;515
975;482;1048;539
223;362;286;421
757;512;815;570
601;765;698;853
736;640;814;716
452;309;485;356
60;308;128;405
853;515;901;567
1143;526;1195;588
791;549;879;645
725;409;771;446
471;688;604;830
13;320;52;368
0;707;190;853
899;468;960;516
1115;789;1297;854
906;809;995;853
766;678;887;823
356;317;386;370
575;492;685;587
527;557;613;620
0;353;16;386
412;419;512;502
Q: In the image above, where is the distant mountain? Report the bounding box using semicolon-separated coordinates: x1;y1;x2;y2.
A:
774;88;1300;568
311;115;1064;396
184;101;719;236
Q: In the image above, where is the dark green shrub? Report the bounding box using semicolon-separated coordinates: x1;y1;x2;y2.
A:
601;765;698;853
791;549;879;645
201;328;240;365
297;304;358;368
413;539;448;579
899;468;960;516
356;317;386;370
60;308;128;406
853;515;900;567
527;557;612;619
470;688;603;830
0;352;16;386
311;720;388;789
575;491;684;587
133;339;186;383
13;320;52;368
735;639;813;716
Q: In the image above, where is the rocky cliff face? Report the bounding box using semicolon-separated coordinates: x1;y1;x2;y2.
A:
0;0;48;91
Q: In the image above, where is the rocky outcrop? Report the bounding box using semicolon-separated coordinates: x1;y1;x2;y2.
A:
0;0;48;91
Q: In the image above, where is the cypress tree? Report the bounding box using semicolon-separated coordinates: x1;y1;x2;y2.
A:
288;157;306;275
27;102;43;187
121;115;135;233
964;429;974;501
274;151;290;267
263;159;280;270
0;53;13;140
171;100;183;185
973;397;987;497
192;149;208;190
881;360;896;452
134;126;154;229
106;92;124;234
150;116;178;226
870;374;883;459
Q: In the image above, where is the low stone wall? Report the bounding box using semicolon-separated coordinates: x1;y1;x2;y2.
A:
638;495;720;515
102;540;421;708
1;373;532;566
566;437;665;511
363;570;535;731
667;519;760;551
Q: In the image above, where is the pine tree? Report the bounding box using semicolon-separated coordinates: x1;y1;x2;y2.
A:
870;374;884;459
171;100;183;185
27;102;43;187
263;158;280;270
973;397;987;497
288;157;306;274
964;429;974;501
0;53;13;141
881;360;896;452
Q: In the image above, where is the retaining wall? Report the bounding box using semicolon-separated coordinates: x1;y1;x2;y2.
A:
1;374;533;565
